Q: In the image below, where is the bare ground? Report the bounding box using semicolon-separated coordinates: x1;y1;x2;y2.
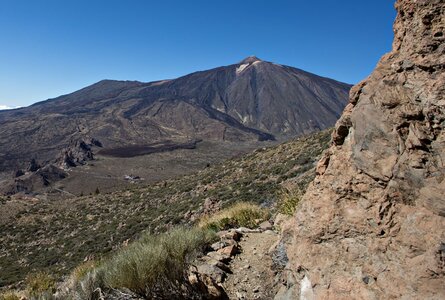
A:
223;231;281;299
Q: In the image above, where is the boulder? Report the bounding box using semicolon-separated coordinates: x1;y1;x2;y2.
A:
217;245;239;257
258;220;273;231
207;251;232;264
196;264;227;284
188;266;229;299
218;229;242;242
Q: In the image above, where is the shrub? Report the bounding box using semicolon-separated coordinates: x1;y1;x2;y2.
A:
102;227;216;299
25;271;56;299
0;291;20;300
70;261;99;283
66;267;105;300
198;202;270;231
278;188;302;216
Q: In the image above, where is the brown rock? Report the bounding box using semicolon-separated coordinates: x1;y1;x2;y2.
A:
273;213;292;229
208;259;232;274
56;139;96;169
220;238;238;247
210;241;226;251
281;1;445;299
218;229;242;242
189;266;229;299
197;264;227;283
26;158;41;172
259;220;273;231
218;245;239;257
207;251;232;264
201;275;228;300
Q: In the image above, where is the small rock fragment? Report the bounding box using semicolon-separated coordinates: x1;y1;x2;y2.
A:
218;245;239;257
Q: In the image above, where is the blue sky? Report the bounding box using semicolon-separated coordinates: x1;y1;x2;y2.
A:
0;0;396;108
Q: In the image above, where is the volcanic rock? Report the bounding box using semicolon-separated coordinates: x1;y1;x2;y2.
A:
280;1;445;299
56;138;97;169
26;159;41;172
2;164;67;195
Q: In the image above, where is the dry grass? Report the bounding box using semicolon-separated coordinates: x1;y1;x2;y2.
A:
89;227;215;299
0;291;20;300
198;202;270;231
55;227;216;299
69;260;100;285
25;271;56;298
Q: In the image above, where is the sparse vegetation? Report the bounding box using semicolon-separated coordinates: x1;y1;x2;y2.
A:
58;227;216;299
25;271;56;299
199;202;270;231
278;188;303;216
64;266;105;300
69;260;100;284
0;291;20;300
102;227;216;298
0;130;331;287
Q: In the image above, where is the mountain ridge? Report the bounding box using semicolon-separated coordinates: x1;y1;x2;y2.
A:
0;57;351;195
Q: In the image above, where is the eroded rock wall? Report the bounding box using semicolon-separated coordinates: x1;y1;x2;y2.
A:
284;0;445;299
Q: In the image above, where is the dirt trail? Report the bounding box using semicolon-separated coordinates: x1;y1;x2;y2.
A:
223;230;281;299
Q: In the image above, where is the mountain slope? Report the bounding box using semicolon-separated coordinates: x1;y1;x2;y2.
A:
0;57;350;174
0;130;331;287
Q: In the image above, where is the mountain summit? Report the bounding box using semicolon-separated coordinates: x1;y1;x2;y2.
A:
239;55;262;64
0;58;351;174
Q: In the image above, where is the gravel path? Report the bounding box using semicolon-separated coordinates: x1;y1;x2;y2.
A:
223;230;280;299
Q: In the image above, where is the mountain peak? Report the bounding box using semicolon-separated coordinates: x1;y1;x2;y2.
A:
239;56;262;64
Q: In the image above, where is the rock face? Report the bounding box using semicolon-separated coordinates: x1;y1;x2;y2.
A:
1;164;67;195
282;0;445;299
56;138;98;169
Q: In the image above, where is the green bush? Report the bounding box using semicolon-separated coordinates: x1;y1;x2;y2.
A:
25;271;56;299
278;188;302;216
102;227;216;299
198;202;270;231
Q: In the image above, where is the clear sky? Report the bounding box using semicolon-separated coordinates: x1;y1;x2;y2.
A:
0;0;397;108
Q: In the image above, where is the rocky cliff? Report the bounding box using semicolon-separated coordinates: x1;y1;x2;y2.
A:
281;0;445;299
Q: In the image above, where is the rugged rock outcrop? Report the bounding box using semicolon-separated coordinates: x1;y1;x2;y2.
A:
280;0;445;299
56;138;99;169
1;164;67;195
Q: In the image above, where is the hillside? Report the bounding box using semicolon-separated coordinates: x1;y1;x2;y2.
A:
0;129;331;288
0;57;350;195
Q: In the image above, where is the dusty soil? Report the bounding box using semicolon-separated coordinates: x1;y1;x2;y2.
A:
97;139;200;158
47;139;276;197
223;231;281;299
